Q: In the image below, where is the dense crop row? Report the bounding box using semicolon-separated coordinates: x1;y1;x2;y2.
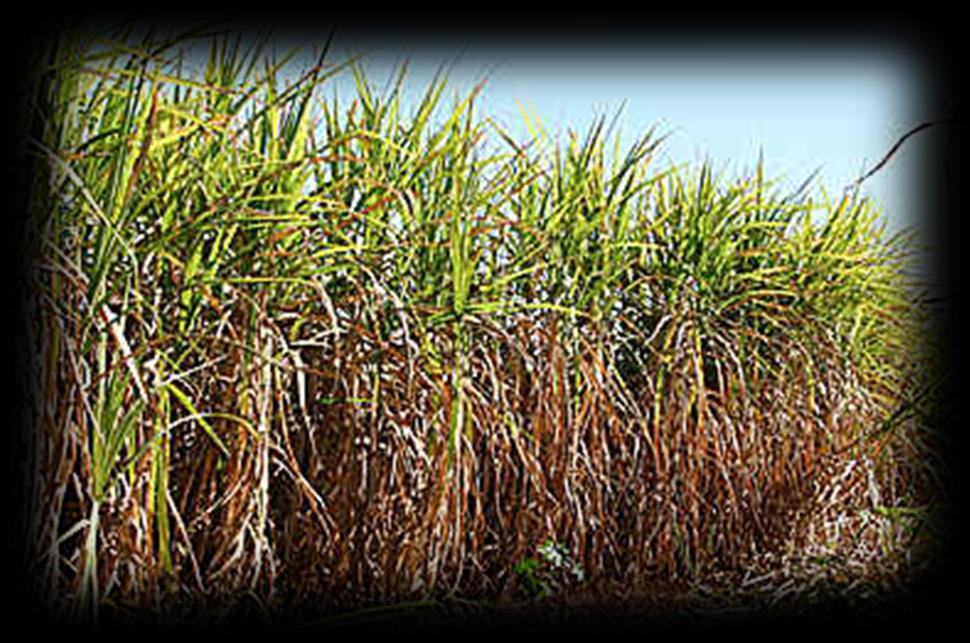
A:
18;27;943;625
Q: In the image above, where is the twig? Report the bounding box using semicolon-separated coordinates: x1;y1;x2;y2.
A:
845;121;949;192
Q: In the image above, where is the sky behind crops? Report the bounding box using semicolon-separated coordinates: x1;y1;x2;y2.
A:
88;19;951;294
295;32;947;288
173;23;944;293
327;44;930;222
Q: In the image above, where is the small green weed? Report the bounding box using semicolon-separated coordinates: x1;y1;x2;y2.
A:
514;540;586;598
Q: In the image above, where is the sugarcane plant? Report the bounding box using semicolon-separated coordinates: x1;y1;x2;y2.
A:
18;23;944;626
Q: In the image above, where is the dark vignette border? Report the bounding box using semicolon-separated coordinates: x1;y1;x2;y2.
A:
3;10;961;637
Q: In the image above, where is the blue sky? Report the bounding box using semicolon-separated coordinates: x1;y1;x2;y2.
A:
329;42;937;223
285;34;947;287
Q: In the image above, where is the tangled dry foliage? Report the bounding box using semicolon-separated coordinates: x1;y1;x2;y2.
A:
16;26;947;628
